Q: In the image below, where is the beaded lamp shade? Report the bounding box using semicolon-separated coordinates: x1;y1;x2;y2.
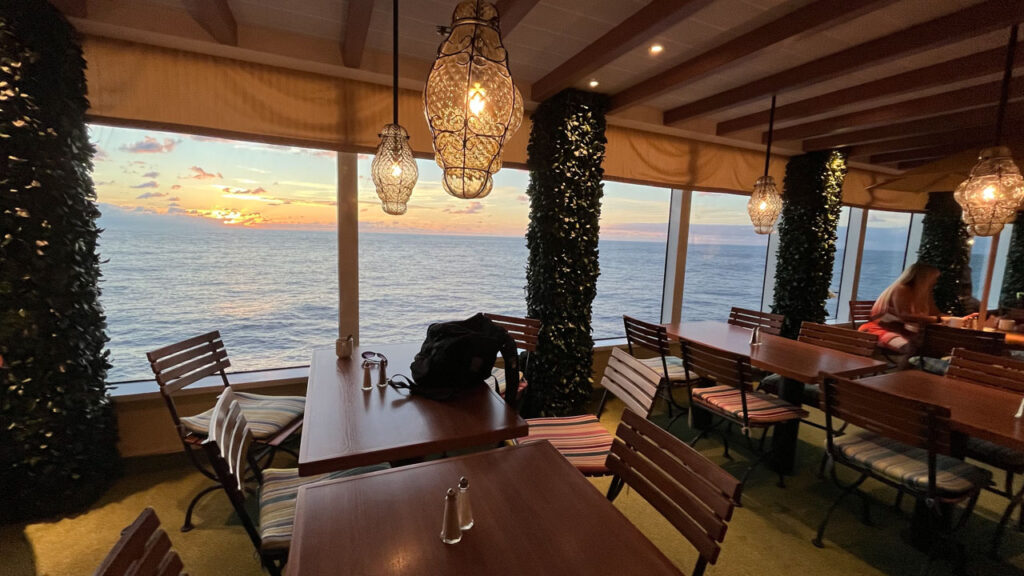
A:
424;0;523;200
955;146;1024;236
371;124;418;215
748;176;783;234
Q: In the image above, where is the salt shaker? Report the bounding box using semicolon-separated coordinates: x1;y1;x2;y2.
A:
749;325;761;346
361;361;373;391
457;476;474;530
377;357;388;388
441;488;462;544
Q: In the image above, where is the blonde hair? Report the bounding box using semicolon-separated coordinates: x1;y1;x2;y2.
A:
875;262;940;316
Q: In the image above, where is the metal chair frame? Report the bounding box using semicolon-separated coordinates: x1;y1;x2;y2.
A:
622;315;692;418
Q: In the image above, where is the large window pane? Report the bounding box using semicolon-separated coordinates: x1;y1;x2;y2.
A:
89;125;339;382
857;211;912;301
682;192;769;322
827;207;851;318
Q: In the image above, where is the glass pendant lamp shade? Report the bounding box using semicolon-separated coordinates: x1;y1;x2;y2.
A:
424;0;524;199
954;146;1024;236
372;124;418;215
748;175;782;234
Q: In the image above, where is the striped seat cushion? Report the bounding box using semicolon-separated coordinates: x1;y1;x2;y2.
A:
181;391;305;440
966;437;1024;470
693;385;808;424
514;415;612;475
489;367;528;396
834;430;991;496
259;464;388;551
638;355;689;382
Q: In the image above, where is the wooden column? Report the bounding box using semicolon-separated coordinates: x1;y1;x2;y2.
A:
979;230;1002;325
661;189;691;324
337;152;360;343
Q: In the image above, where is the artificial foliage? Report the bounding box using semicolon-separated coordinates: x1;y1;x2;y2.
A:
1000;211;1024;310
0;1;119;522
771;150;847;339
523;89;608;417
917;192;971;315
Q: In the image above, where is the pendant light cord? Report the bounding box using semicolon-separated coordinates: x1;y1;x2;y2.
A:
393;0;399;125
763;94;776;178
995;24;1018;147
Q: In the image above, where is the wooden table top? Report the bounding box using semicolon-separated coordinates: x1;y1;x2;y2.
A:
297;343;528;476
663;321;887;383
288;442;684;576
857;370;1024;452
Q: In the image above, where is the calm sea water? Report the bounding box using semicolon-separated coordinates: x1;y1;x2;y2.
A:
96;224;989;382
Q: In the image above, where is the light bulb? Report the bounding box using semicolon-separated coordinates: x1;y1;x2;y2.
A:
468;83;486;116
391;163;403;177
649;44;663;55
758;201;767;211
982;185;996;200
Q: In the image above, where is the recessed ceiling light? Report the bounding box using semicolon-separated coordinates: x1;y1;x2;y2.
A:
588;79;599;88
649;44;663;55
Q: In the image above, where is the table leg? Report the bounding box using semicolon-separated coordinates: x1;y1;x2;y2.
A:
771;377;804;475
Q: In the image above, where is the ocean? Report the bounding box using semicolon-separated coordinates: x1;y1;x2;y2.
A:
96;224;987;382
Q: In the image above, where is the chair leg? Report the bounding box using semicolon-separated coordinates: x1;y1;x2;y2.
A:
606;476;625;502
595;388;610;419
812;472;868;548
817;452;831;480
691;557;709;576
181;484;221;532
991;484;1024;558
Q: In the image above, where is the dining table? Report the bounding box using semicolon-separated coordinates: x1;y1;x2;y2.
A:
297;343;528;476
662;320;887;474
287;441;685;576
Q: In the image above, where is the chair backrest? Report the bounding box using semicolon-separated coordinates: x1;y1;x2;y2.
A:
600;348;662;417
203;389;262;550
727;307;782;335
622;315;671;357
919;323;1005;359
849;300;874;328
146;331;231;430
820;375;953;496
606;409;741;574
483;313;540;352
947;348;1024;393
681;340;755;392
798;321;877;358
94;508;187;576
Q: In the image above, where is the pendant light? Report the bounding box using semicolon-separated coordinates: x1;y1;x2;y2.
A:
371;0;418;215
424;0;523;200
954;25;1024;237
748;94;782;234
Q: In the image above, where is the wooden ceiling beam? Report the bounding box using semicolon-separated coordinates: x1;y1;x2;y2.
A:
342;0;374;68
50;0;86;19
802;101;1024;151
495;0;541;37
182;0;237;46
767;76;1024;143
530;0;715;103
870;143;995;165
896;158;943;171
846;120;1024;158
609;0;893;114
664;0;1024;125
718;44;1024;135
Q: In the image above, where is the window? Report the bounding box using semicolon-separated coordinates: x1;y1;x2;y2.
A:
856;211;912;301
681;192;769;323
827;207;852;318
89;125;339;382
593;182;671;339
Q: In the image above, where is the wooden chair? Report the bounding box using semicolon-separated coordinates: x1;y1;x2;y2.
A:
514;347;660;476
623;315;691;417
947;348;1024;555
605;409;741;576
727;306;783;335
203;388;385;576
849;300;875;329
918;323;1005;361
682;340;807;497
813;374;989;569
482;313;540;403
94;508;186;576
146;331;305;532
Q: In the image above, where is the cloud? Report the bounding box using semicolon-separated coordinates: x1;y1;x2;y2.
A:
516;195;529;203
136;191;169;199
181;166;222;180
93;146;110;161
143;171;160;178
189;134;234;144
170;184;182;190
185;207;267;227
239;165;270;174
443;201;484;215
168;196;181;202
131;181;159;189
93;179;115;186
119;136;180;154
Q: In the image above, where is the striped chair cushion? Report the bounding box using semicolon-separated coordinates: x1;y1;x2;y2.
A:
638;355;689;382
259;464;388;551
693;385;808;424
489;367;528;396
966;437;1024;470
181;391;305;440
514;415;612;475
834;430;991;496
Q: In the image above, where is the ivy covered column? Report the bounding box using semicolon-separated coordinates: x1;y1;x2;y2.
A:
0;1;119;521
771;150;847;339
524;89;608;417
1001;211;1024;309
917;192;972;315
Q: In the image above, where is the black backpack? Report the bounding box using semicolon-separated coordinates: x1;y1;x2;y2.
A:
394;313;519;404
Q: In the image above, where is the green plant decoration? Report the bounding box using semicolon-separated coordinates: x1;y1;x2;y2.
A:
771;150;847;339
0;0;119;522
917;192;971;315
524;89;608;417
1000;211;1024;310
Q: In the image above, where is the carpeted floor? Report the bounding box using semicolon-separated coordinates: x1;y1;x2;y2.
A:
5;397;1024;575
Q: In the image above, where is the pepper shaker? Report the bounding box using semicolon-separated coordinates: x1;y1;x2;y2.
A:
377;357;388;388
361;361;373;391
441;488;462;544
457;476;473;530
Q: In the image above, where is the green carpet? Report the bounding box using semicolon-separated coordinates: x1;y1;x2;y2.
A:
4;398;1024;575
